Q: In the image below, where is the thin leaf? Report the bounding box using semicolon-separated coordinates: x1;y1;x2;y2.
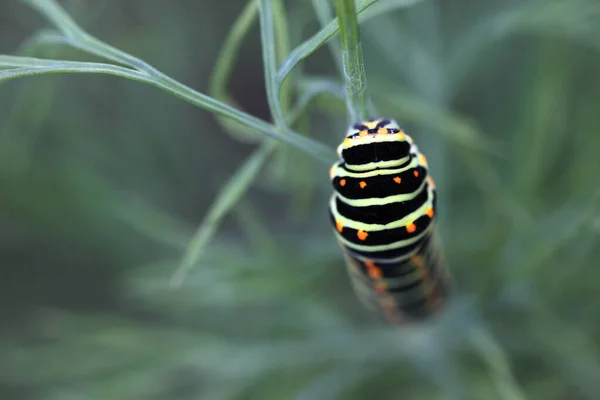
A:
0;63;145;82
276;0;428;86
289;76;345;122
276;0;378;86
311;0;343;75
272;0;292;114
22;0;160;74
208;0;259;102
170;141;277;287
18;1;338;162
207;0;262;143
259;0;287;128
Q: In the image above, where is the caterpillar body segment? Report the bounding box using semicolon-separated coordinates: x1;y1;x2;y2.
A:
329;118;451;324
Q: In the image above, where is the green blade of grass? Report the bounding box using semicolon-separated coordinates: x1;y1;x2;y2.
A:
17;0;338;163
276;0;427;88
311;0;343;75
22;0;160;74
272;0;291;115
208;0;258;102
289;76;345;122
268;0;301;190
170;140;277;287
0;44;65;172
0;62;144;81
334;0;371;122
259;0;288;129
0;55;335;162
208;0;262;143
276;0;377;87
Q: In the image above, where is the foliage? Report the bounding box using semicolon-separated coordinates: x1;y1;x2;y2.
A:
1;0;600;399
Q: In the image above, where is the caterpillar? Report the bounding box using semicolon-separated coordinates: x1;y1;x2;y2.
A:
328;118;451;324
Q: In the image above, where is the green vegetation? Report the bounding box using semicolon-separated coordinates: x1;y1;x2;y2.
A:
1;0;600;399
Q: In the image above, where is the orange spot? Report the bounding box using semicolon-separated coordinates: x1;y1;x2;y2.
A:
364;261;382;279
359;181;367;189
368;267;382;279
336;220;344;233
340;179;346;187
419;153;428;166
377;127;388;135
393;176;401;184
426;207;434;218
359;130;368;137
406;222;416;233
413;170;419;177
357;230;368;241
364;261;376;269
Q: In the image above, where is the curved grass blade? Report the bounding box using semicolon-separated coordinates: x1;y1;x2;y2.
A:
0;45;64;172
208;0;262;143
17;0;338;163
311;0;343;75
170;140;277;287
276;0;428;86
276;0;378;86
259;0;287;129
22;0;160;74
1;56;335;163
177;0;309;285
289;76;345;122
0;62;144;82
272;0;291;116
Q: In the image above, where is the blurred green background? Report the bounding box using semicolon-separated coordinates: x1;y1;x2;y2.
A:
2;0;600;399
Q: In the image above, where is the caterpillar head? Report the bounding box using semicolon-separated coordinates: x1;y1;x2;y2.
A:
337;118;415;170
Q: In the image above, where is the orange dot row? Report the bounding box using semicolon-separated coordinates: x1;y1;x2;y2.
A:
335;207;435;239
337;171;421;188
339;179;369;188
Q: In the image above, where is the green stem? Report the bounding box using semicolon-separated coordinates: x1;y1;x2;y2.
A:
259;0;287;128
334;0;370;123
